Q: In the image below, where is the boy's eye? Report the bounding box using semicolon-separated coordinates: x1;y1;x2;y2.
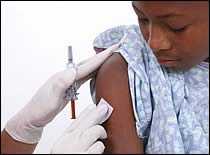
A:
170;25;189;33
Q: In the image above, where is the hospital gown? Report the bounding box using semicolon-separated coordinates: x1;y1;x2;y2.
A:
91;25;209;154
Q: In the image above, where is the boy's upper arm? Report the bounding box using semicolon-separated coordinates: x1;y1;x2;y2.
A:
95;53;144;154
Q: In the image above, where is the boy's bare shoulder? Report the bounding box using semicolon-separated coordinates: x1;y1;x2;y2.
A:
96;52;128;85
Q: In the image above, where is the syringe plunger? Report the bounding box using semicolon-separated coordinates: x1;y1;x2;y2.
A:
68;46;73;63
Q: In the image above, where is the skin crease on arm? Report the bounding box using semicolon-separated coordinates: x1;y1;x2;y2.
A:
1;130;37;154
95;52;144;154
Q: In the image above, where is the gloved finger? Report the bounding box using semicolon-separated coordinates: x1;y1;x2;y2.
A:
65;103;96;132
82;125;107;148
51;67;77;91
87;141;105;154
65;98;113;133
75;42;123;81
75;36;125;83
66;102;107;132
75;70;97;90
76;98;113;131
78;34;127;86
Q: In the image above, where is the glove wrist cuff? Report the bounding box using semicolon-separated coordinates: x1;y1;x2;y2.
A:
5;113;44;144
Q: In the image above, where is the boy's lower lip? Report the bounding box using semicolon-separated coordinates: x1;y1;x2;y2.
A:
158;59;179;66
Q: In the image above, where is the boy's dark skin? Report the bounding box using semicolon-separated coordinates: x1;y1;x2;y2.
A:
95;1;209;154
1;1;209;154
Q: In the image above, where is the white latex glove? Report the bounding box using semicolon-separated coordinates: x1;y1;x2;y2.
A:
5;40;122;144
51;98;113;154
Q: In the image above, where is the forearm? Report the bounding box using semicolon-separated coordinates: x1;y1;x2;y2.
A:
1;129;37;154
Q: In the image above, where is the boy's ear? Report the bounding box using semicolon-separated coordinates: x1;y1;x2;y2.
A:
93;47;107;54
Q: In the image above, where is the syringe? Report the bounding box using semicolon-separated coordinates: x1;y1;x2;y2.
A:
65;46;79;119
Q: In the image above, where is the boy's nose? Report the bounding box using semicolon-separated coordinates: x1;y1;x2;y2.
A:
147;24;171;53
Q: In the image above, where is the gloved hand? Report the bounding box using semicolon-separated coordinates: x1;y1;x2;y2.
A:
51;98;113;154
5;41;120;144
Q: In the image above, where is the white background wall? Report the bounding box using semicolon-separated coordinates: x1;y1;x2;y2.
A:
1;1;137;153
